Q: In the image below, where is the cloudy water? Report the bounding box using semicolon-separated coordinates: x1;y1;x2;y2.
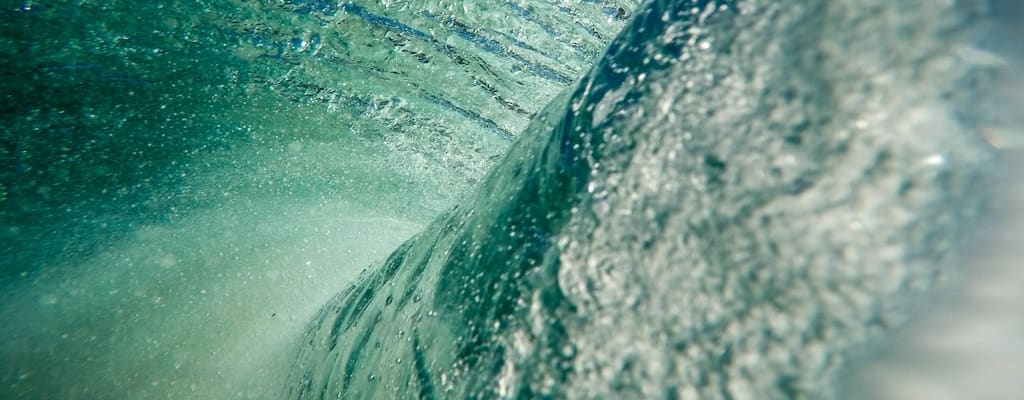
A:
2;0;1022;399
1;0;633;397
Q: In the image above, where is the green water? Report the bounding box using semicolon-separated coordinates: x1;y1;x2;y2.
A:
1;1;633;398
2;0;1022;399
1;0;640;279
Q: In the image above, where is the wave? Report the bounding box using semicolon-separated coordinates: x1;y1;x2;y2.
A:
284;0;994;399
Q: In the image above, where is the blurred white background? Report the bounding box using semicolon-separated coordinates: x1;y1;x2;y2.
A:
846;1;1024;398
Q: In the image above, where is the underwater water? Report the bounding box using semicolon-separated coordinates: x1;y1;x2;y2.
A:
1;0;1021;399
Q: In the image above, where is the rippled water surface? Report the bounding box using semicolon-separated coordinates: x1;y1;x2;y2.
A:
2;1;1021;399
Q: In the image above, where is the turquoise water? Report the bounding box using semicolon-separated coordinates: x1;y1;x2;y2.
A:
1;0;637;280
2;1;634;398
2;0;1021;399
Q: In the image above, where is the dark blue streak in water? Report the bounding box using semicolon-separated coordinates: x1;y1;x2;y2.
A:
339;2;434;42
445;20;506;55
492;29;540;54
327;3;573;85
419;11;573;85
424;94;516;142
504;1;593;60
257;2;529;140
504;2;561;40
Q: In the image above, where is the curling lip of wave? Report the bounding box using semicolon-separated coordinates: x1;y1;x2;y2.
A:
284;0;993;399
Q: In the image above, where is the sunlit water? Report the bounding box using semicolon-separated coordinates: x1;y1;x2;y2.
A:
2;0;1022;399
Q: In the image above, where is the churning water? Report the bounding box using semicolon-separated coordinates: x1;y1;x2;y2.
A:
2;0;1021;399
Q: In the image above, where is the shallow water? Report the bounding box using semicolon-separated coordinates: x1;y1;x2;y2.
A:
2;0;1022;399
